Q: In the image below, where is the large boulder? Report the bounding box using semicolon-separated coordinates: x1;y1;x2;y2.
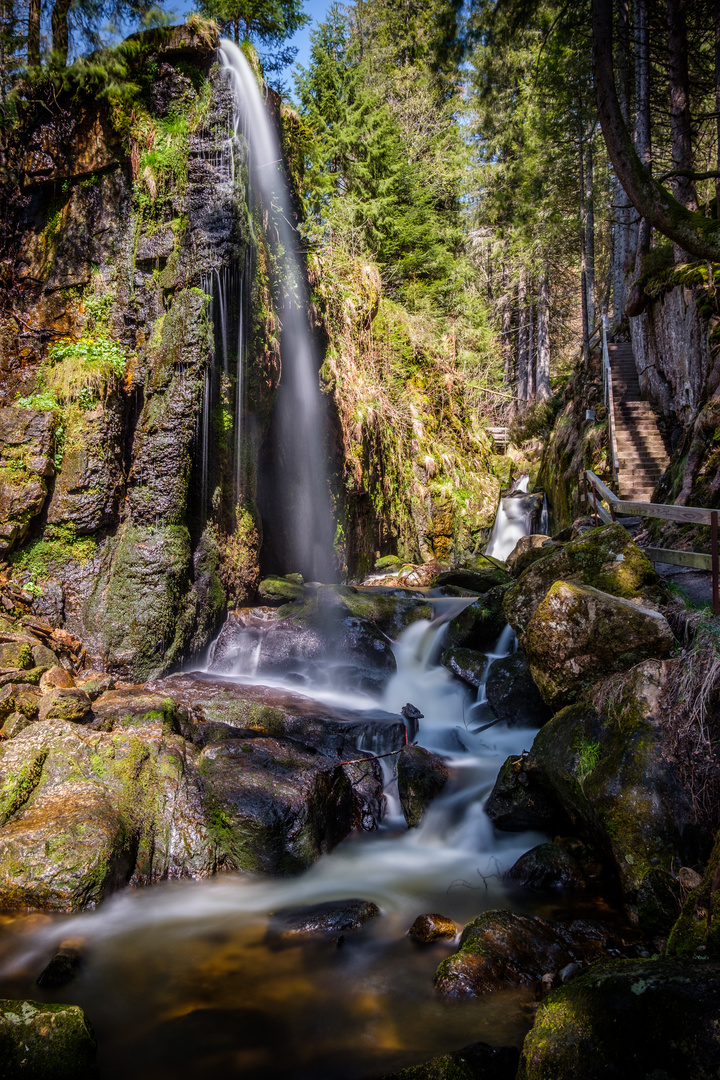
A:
433;564;511;593
198;735;354;874
397;745;449;828
518;959;720;1080
209;589;399;693
522;581;675;710
667;830;720;959
485;652;552;727
440;646;487;688
524;660;699;927
503;522;664;640
444;587;508;653
0;998;96;1079
433;910;608;999
485;754;570;834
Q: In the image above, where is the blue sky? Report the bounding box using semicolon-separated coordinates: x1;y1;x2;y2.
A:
288;0;332;72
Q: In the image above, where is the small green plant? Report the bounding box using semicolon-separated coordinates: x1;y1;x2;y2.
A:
11;523;97;585
577;738;600;785
15;389;60;411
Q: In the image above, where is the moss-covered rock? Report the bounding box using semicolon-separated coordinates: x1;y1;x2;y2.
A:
444;588;508;653
503;522;664;640
525;660;697;926
440;646;488;688
0;641;34;670
0;998;97;1079
518;959;720;1080
397;745;449;828
0;409;56;557
667;829;720;958
433;910;607;999
381;1042;520;1080
258;575;305;604
434;564;511;593
38;687;92;723
523;581;675;710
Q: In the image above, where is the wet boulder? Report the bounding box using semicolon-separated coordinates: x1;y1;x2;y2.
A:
199;736;354;874
485;652;552;727
0;408;57;557
444;587;508;653
433;910;607;999
397;745;449;828
266;898;380;945
0;640;34;670
503;522;664;641
407;913;458;943
504;842;588;892
485;755;569;834
667;830;720;959
433;563;511;593
39;666;76;691
440;646;487;688
336;587;433;639
0;998;97;1079
518;959;720;1080
210;592;397;693
258;575;304;604
523;581;675;710
381;1042;520;1080
525;659;698;927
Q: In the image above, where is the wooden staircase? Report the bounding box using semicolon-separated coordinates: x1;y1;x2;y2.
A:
607;343;669;502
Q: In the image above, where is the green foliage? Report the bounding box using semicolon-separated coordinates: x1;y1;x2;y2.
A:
577;737;600;785
11;524;97;584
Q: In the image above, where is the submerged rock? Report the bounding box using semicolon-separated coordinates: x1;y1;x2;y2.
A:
266;898;380;945
523;581;675;710
0;998;97;1079
518;959;720;1080
397;745;449;828
433;910;607;999
407;913;458;943
503;522;664;640
485;652;552;727
381;1042;520;1080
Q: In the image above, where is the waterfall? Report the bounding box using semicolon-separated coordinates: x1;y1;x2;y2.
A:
485;473;538;560
219;40;335;581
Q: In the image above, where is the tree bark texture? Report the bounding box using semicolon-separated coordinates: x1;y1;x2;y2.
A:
592;0;720;261
51;0;71;65
27;0;40;67
666;0;697;215
536;266;551;400
501;259;512;386
579;136;590;361
585;138;596;331
517;269;529;408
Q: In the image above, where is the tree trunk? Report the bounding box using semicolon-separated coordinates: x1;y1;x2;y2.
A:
234;19;240;44
536;266;551;400
501;259;512;386
517;270;529;409
579;134;590;362
51;0;72;65
591;0;720;260
612;0;636;324
527;298;535;403
27;0;40;67
712;0;716;220
666;0;696;218
585;137;596;332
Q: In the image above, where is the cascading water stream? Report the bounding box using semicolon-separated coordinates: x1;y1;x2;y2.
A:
219;40;335;580
485;473;543;560
0;615;544;1079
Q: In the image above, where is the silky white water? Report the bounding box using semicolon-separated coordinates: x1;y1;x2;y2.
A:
485;473;540;560
219;40;335;580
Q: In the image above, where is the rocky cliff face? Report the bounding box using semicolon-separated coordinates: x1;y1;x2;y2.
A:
0;25;277;679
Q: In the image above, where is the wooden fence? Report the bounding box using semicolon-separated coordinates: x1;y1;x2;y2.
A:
584;469;719;615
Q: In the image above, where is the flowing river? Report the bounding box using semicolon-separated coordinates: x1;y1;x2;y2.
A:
0;598;576;1079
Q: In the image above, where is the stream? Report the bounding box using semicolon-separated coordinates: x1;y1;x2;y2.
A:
0;600;580;1079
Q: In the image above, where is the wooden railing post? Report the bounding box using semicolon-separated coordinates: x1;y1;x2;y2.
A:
592;481;599;527
712;510;719;616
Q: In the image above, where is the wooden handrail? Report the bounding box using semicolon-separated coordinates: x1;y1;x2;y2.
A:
584;469;720;614
601;317;620;490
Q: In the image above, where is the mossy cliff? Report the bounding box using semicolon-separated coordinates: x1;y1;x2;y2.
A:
0;25;282;678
